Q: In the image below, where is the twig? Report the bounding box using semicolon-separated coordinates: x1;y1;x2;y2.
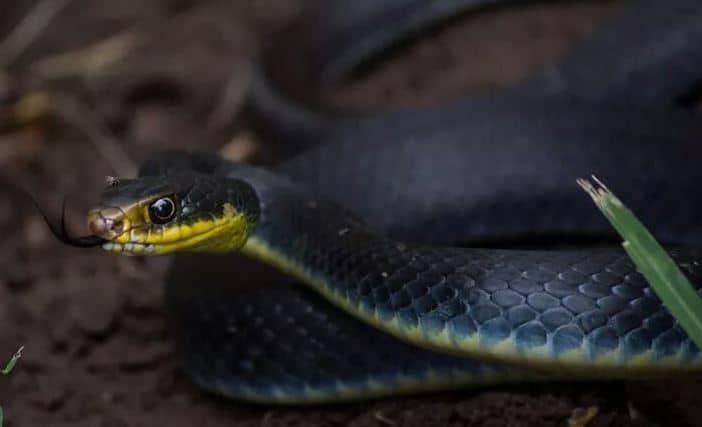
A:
206;70;249;131
374;411;397;427
567;405;599;427
259;411;273;427
0;0;74;68
30;29;143;80
218;131;259;162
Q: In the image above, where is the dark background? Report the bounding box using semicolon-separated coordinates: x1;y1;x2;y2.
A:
0;0;700;426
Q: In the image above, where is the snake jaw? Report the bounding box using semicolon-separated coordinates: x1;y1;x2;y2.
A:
101;241;156;255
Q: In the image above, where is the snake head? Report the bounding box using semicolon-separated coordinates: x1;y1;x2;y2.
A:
86;173;260;255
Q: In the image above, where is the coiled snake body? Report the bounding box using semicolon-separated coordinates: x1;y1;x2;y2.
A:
58;0;702;402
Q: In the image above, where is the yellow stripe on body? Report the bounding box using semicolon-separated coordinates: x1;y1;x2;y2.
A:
241;237;702;376
212;363;525;405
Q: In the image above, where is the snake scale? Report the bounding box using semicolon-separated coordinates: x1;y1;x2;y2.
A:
50;0;702;403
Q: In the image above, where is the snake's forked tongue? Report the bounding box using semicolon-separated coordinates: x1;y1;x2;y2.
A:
34;196;106;248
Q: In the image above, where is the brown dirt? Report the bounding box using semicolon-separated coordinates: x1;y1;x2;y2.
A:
0;1;700;426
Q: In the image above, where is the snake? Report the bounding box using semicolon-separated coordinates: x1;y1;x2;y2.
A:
43;0;702;404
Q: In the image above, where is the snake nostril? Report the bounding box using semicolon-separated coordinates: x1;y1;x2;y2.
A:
87;208;125;237
109;220;124;234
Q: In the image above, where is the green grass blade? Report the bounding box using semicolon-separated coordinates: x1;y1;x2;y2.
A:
1;346;23;427
578;177;702;349
1;346;23;376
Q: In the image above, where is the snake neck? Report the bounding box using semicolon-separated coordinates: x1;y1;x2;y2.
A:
237;170;387;283
219;162;413;300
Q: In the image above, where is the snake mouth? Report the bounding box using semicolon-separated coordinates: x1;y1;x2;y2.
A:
101;241;156;255
98;220;241;256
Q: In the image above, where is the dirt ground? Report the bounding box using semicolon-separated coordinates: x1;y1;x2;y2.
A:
1;1;701;426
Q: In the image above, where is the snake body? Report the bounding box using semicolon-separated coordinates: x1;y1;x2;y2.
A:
72;0;702;403
251;0;702;248
250;0;702;150
88;152;702;404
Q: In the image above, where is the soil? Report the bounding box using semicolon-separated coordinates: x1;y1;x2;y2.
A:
0;1;700;426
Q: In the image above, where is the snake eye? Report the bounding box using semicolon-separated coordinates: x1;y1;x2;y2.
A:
148;196;177;224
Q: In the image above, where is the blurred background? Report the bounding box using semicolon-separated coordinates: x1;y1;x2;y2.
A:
0;0;700;426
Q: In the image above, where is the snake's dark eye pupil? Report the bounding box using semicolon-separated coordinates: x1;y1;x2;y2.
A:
148;197;176;224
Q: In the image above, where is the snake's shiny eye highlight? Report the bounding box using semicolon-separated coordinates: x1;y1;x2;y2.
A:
148;197;177;224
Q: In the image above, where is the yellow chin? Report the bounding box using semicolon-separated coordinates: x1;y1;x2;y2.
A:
102;206;254;256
